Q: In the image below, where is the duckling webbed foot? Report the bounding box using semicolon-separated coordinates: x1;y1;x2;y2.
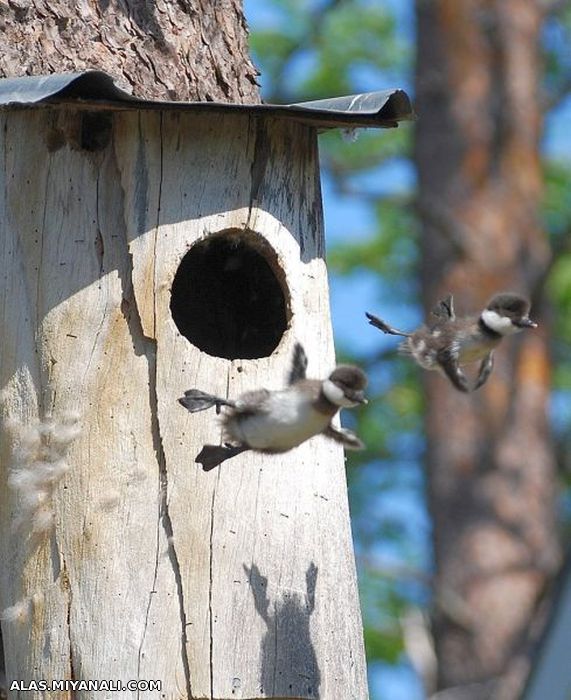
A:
365;312;410;338
324;424;365;450
473;352;494;391
437;350;471;393
195;444;249;471
179;390;236;414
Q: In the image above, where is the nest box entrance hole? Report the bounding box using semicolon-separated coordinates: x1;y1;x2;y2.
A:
170;230;289;360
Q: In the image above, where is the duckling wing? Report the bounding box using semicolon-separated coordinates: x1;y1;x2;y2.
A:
430;294;455;322
288;342;308;385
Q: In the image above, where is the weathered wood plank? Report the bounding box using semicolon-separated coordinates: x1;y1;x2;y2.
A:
0;109;184;699
0;108;367;699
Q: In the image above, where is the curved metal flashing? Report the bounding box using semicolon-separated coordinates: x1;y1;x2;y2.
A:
0;70;414;129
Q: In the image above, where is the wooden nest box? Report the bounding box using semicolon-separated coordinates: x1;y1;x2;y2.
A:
0;72;412;699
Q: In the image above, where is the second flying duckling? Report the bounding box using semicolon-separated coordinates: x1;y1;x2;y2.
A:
366;292;537;393
179;343;368;470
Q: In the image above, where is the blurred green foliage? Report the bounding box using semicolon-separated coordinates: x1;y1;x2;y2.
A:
250;0;408;103
249;0;571;691
545;162;571;379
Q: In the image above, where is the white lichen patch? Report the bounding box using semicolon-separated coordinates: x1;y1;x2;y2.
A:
0;590;45;626
0;596;32;624
4;412;81;536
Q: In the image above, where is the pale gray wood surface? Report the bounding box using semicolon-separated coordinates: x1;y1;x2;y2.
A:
0;108;368;699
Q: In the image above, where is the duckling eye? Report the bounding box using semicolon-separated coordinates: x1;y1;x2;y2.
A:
338;378;358;391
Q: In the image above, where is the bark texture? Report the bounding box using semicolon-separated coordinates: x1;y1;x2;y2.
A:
0;0;260;103
415;1;560;697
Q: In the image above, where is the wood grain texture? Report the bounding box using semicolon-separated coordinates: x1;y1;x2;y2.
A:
0;108;368;699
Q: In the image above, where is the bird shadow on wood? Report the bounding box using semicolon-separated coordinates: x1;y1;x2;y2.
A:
243;562;321;699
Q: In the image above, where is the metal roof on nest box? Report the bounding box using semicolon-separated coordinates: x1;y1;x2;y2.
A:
0;70;414;130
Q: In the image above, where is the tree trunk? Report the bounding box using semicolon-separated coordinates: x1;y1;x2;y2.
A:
0;104;368;700
0;3;369;699
415;1;560;697
0;0;260;103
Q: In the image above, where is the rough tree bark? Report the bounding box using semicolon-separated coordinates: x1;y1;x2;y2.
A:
0;0;260;103
415;1;561;698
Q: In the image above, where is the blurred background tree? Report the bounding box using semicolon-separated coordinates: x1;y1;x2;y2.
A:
247;0;571;698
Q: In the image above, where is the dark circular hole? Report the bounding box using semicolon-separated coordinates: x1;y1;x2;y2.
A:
170;231;289;360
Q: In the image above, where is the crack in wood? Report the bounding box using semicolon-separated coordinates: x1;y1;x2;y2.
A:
61;558;77;687
117;125;193;696
272;609;278;696
136;469;161;698
35;158;51;413
208;488;216;700
153;362;194;700
126;286;194;699
246;119;270;229
150;114;163;341
94;175;105;276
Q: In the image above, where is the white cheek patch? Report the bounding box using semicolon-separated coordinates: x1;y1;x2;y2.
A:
322;379;355;407
481;309;519;335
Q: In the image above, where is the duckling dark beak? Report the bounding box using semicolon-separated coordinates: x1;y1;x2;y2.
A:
515;317;538;329
352;391;368;405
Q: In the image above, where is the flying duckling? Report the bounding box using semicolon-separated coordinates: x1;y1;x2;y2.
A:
179;343;368;470
365;292;537;392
